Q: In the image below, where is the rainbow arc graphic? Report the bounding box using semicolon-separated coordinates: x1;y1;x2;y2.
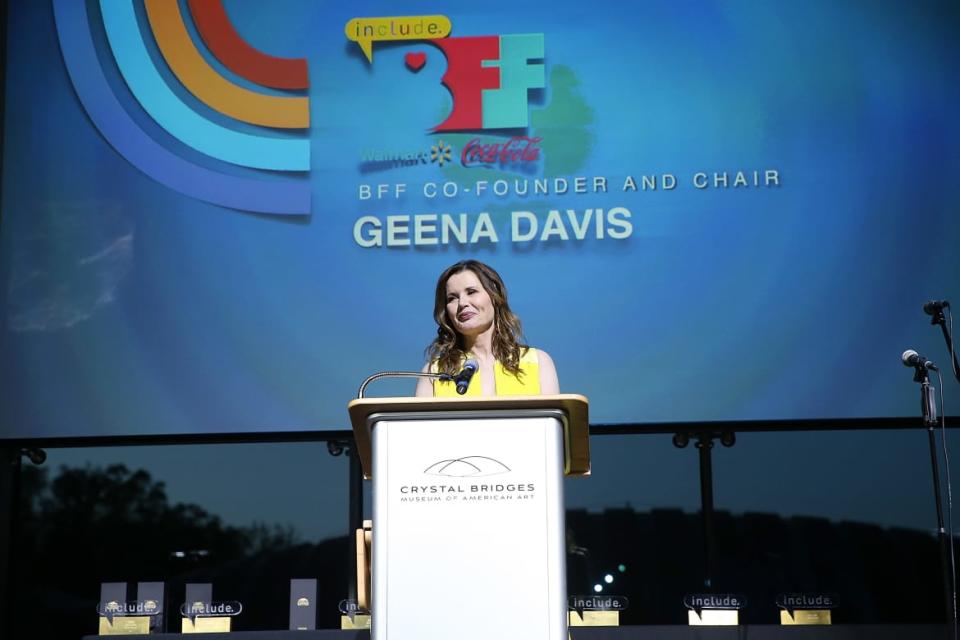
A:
53;0;311;215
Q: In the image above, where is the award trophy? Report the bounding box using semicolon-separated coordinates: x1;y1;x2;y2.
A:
97;582;163;635
180;583;240;633
289;579;318;630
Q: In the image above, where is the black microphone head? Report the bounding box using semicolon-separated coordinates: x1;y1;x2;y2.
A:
902;349;939;371
901;349;920;367
455;359;479;395
923;300;950;315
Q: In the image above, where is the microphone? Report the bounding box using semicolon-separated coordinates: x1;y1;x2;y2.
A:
902;349;939;371
455;359;479;395
923;300;950;315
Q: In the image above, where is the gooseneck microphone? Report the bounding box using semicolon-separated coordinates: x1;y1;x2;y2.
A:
902;349;939;371
356;359;481;398
357;370;454;398
455;359;479;395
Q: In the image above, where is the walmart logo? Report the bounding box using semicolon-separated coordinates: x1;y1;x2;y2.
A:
53;0;310;214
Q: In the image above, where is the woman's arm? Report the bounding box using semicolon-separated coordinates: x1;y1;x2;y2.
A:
537;349;560;394
415;362;435;397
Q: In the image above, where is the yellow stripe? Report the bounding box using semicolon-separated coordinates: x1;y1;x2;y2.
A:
145;0;309;129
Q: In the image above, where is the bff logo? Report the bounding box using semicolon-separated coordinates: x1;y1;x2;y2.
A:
347;16;545;132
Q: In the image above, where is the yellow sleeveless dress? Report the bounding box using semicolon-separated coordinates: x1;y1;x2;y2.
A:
432;348;541;396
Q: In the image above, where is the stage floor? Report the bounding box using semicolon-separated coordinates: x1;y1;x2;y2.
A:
82;624;947;639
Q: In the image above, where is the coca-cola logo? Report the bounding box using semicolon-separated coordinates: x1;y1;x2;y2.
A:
461;136;542;167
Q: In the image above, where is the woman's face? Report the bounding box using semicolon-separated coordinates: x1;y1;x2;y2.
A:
445;269;495;338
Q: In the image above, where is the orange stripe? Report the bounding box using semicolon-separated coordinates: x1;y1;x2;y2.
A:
145;0;309;129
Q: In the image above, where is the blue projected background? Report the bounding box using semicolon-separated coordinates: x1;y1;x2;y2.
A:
1;0;958;439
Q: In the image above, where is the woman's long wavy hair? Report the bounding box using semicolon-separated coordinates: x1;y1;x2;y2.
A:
426;260;528;378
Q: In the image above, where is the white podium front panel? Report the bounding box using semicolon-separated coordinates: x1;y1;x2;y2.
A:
371;415;566;640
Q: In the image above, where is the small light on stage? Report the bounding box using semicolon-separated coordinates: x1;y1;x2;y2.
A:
593;584;603;593
173;551;185;558
604;574;614;584
618;564;627;573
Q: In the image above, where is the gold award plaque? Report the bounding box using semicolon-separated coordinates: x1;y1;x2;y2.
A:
781;609;832;625
182;616;232;633
341;614;371;629
688;609;739;626
98;616;149;635
568;610;620;626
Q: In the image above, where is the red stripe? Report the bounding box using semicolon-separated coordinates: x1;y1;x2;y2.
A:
188;0;308;90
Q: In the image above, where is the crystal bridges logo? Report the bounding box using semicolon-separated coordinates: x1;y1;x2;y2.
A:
397;455;537;503
424;455;511;477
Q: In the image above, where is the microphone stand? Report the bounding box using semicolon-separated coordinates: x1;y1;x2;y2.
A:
672;429;736;591
929;308;960;383
914;365;956;638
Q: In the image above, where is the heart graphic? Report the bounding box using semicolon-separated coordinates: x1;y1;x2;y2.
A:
405;52;427;72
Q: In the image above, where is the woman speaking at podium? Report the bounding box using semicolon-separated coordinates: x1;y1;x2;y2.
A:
415;260;559;397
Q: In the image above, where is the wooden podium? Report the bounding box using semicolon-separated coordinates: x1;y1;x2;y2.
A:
348;395;590;640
